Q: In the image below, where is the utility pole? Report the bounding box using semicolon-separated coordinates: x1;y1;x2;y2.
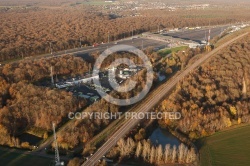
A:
89;63;92;75
79;37;82;48
205;30;207;43
49;42;53;54
51;66;54;85
52;123;64;166
141;39;144;50
108;32;110;43
207;29;211;45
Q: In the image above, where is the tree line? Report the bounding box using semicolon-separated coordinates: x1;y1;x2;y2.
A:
157;33;250;140
1;6;250;62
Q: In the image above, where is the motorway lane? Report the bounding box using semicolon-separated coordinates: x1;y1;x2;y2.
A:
0;37;168;65
74;38;168;57
164;26;229;43
82;32;249;166
26;38;168;62
30;37;168;157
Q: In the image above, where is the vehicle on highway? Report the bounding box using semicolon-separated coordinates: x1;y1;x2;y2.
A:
93;43;99;47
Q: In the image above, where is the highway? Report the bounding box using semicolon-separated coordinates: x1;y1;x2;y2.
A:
164;25;229;43
5;37;168;65
75;37;168;57
27;37;169;159
82;32;248;166
0;25;229;65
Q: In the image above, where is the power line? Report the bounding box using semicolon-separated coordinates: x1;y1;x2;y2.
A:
52;123;64;166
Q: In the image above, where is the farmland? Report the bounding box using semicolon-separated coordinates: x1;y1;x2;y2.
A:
198;125;250;166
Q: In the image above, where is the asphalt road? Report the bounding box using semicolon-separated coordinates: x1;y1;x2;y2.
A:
164;25;229;43
16;37;168;63
28;37;169;160
82;32;249;166
76;38;168;55
0;25;228;65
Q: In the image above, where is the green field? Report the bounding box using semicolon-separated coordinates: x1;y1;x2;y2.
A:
0;148;53;166
158;46;188;56
82;1;110;5
198;125;250;166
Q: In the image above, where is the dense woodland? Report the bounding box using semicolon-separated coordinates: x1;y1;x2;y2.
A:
0;55;89;147
1;0;250;7
0;82;86;147
157;33;250;139
2;55;90;83
0;1;249;164
0;49;162;148
1;5;250;62
57;46;212;160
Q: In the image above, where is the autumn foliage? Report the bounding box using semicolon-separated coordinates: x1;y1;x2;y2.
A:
157;33;250;139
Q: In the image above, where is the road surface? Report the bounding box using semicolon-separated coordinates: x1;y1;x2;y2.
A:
164;25;229;43
1;37;168;65
82;32;248;166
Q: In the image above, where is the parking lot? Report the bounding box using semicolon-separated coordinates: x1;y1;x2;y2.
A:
53;65;143;103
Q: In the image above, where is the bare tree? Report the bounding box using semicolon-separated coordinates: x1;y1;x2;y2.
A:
164;144;171;164
177;143;185;163
126;137;135;156
155;144;163;164
149;146;156;164
142;139;151;161
185;147;196;163
172;145;177;163
135;141;142;158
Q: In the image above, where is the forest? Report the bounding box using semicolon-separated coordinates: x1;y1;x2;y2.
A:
0;47;167;149
157;33;250;139
55;46;205;150
1;5;250;62
67;32;250;166
2;55;90;83
0;55;89;147
0;1;249;165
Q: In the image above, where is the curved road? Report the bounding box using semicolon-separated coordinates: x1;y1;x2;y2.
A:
82;32;249;166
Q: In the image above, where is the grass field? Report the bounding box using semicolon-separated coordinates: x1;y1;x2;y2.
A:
197;125;250;166
82;1;109;6
158;46;188;56
0;148;53;166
